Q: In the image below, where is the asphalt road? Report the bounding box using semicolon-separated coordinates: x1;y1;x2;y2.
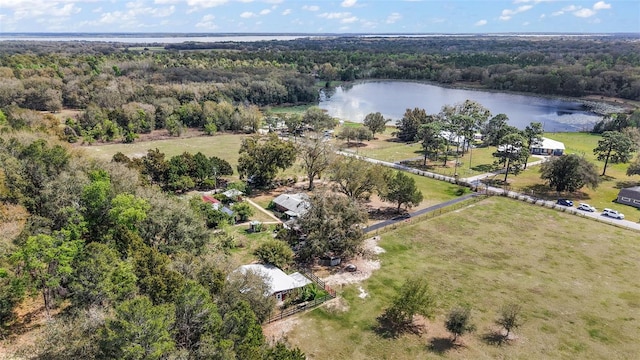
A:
363;193;478;233
338;151;640;233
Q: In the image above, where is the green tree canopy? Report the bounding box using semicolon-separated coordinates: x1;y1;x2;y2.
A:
99;296;176;360
297;192;368;260
540;154;601;192
12;234;82;316
237;133;297;187
396;107;428;142
363;112;389;138
328;157;390;201
253;239;294;270
380;171;424;212
298;137;334;190
377;277;435;337
593;131;636;176
492;131;529;182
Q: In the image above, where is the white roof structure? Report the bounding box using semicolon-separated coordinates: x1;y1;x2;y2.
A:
533;137;565;150
223;189;244;198
439;130;466;145
236;264;311;295
273;193;310;217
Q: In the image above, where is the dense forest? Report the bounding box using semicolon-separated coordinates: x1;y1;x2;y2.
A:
0;35;639;143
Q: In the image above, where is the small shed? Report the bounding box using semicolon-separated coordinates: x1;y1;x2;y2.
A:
617;186;640;208
249;220;263;232
531;137;565;156
319;256;341;267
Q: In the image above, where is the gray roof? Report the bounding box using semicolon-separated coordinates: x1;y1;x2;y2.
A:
619;186;640;197
273;193;310;215
236;264;311;295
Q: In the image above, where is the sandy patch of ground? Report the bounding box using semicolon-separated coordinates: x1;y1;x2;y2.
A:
262;236;384;342
322;236;383;287
263;317;302;345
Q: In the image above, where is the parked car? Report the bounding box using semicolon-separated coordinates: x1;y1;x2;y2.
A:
577;203;596;212
556;199;573;207
392;213;411;221
602;208;625;220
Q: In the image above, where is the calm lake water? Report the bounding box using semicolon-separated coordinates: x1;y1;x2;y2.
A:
319;81;603;132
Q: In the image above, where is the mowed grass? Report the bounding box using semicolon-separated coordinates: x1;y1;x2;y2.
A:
286;197;640;359
79;134;247;173
508;132;640;215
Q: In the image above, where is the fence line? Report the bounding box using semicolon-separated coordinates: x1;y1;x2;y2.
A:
264;270;337;324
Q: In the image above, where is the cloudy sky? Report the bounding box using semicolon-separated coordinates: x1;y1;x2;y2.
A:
0;0;637;34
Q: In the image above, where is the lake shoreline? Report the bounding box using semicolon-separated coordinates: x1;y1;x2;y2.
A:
324;78;631;116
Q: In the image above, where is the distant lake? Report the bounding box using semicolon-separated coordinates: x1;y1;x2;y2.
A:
319;81;603;132
0;34;307;43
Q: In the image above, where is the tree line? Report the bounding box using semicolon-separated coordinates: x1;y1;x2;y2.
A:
0;131;305;359
1;35;639;145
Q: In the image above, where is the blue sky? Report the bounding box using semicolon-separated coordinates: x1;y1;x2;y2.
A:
0;0;638;34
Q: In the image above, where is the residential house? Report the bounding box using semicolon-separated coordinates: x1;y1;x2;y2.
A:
617;186;640;208
273;193;310;218
236;264;312;302
530;137;565;156
202;194;237;222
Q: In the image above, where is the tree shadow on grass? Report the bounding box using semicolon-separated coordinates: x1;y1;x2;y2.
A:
614;180;640;189
427;337;457;354
481;330;509;346
471;164;497;172
373;317;425;339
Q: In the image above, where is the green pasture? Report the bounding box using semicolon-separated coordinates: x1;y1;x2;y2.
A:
507;132;640;215
287;197;640;359
79;134;247;172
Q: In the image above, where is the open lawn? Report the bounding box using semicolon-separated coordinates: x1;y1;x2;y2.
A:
285;197;640;359
507;132;640;215
79;133;247;173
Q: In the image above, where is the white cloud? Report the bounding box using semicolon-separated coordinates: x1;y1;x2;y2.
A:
282;8;291;15
386;12;401;24
593;1;611;10
499;4;533;21
319;12;350;19
341;0;357;7
341;16;357;24
156;0;226;5
513;0;555;3
574;8;596;17
522;21;530;26
259;8;270;15
475;19;487;26
240;11;256;18
302;5;319;11
196;14;218;29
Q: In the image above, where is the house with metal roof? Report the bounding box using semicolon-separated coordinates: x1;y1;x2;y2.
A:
617;186;640;208
273;193;310;218
531;137;565;156
236;264;312;302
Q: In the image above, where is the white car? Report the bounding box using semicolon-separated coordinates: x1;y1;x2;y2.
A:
577;203;596;212
602;208;625;220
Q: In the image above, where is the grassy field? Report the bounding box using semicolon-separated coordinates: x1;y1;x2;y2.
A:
286;197;640;359
507;132;640;215
79;133;247;171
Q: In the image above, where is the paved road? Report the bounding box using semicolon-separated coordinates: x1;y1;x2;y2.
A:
363;193;478;233
337;151;640;233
